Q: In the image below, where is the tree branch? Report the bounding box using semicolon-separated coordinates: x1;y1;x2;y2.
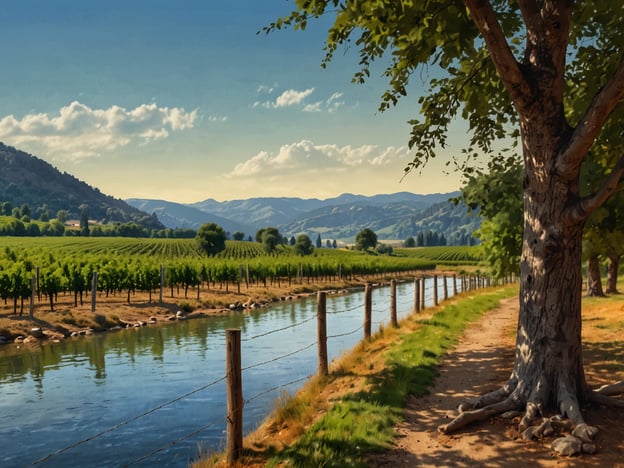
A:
462;0;532;109
565;154;624;224
558;56;624;177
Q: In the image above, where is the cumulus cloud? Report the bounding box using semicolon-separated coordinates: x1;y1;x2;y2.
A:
252;87;343;111
0;101;199;159
228;140;410;178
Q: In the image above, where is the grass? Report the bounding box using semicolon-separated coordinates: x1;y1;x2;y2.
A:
193;286;517;467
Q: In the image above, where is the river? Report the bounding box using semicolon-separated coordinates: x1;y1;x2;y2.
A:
0;277;455;467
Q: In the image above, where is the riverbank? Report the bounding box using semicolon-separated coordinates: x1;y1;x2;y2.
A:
0;274;412;348
194;288;624;467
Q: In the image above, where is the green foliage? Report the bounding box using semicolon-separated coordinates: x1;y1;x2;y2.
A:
294;234;314;256
456;156;523;278
355;228;377;251
195;222;227;256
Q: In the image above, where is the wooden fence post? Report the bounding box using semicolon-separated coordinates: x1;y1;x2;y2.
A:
30;276;35;318
317;291;328;377
453;274;458;296
433;275;439;306
443;276;449;301
226;329;243;464
421;277;426;310
91;272;98;313
390;279;398;328
414;278;420;313
238;264;243;294
364;283;372;340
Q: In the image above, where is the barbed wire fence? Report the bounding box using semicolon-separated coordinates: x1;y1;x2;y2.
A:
29;274;498;466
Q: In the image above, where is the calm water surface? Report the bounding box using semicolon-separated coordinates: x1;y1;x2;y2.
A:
0;278;452;467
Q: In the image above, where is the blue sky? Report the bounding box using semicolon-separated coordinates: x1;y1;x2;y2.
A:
0;0;464;203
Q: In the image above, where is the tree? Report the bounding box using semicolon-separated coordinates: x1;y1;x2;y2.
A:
79;204;89;237
196;222;227;256
294;234;314;256
256;227;282;253
458;156;523;278
404;236;416;248
56;210;69;223
355;228;377;251
232;231;245;241
270;0;624;448
315;233;322;248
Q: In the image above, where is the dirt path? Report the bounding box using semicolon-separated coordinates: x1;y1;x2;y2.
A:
368;297;624;468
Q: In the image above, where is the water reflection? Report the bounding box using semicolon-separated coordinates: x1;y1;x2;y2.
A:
0;279;456;466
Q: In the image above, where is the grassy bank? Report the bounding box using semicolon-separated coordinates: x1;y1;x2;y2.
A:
195;285;518;467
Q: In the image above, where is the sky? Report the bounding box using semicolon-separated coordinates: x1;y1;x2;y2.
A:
0;0;466;203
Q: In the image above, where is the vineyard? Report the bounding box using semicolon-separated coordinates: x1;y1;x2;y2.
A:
0;238;481;315
395;245;483;265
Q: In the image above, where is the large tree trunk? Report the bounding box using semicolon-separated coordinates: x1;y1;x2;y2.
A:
605;255;620;294
586;255;605;297
442;91;595;440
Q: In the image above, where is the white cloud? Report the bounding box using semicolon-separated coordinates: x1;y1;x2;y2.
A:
274;88;315;107
228;140;410;178
0;101;199;160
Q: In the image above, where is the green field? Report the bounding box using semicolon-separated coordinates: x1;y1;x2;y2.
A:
0;237;482;311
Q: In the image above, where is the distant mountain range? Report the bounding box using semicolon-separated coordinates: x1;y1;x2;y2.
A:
128;192;481;244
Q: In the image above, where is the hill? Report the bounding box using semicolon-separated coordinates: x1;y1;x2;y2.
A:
0;142;164;229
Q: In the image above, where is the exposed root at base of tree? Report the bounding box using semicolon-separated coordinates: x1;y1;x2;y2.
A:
438;379;624;457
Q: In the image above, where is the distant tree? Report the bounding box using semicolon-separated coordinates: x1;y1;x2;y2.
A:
256;227;282;253
404;236;416;248
332;239;337;249
56;210;69;223
325;239;332;248
247;235;253;242
355;228;377;251
1;202;12;216
79;204;89;236
289;236;296;246
19;203;30;218
294;234;314;256
232;231;245;241
416;232;424;247
375;243;393;255
315;233;322;248
196;222;227;256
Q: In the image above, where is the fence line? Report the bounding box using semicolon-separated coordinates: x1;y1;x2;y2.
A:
31;274;496;466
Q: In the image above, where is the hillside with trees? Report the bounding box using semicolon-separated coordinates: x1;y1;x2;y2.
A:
0;142;164;231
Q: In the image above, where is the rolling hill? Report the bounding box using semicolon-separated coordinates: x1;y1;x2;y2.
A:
0;142;164;229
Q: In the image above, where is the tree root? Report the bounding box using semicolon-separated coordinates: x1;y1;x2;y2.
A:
594;380;624;396
589;390;624;408
439;395;521;434
437;378;621;458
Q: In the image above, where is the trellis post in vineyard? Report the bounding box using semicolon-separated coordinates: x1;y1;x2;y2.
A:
159;265;165;304
91;271;98;313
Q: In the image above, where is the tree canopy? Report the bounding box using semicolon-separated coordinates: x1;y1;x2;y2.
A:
195;222;227;256
294;233;315;256
355;228;377;251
